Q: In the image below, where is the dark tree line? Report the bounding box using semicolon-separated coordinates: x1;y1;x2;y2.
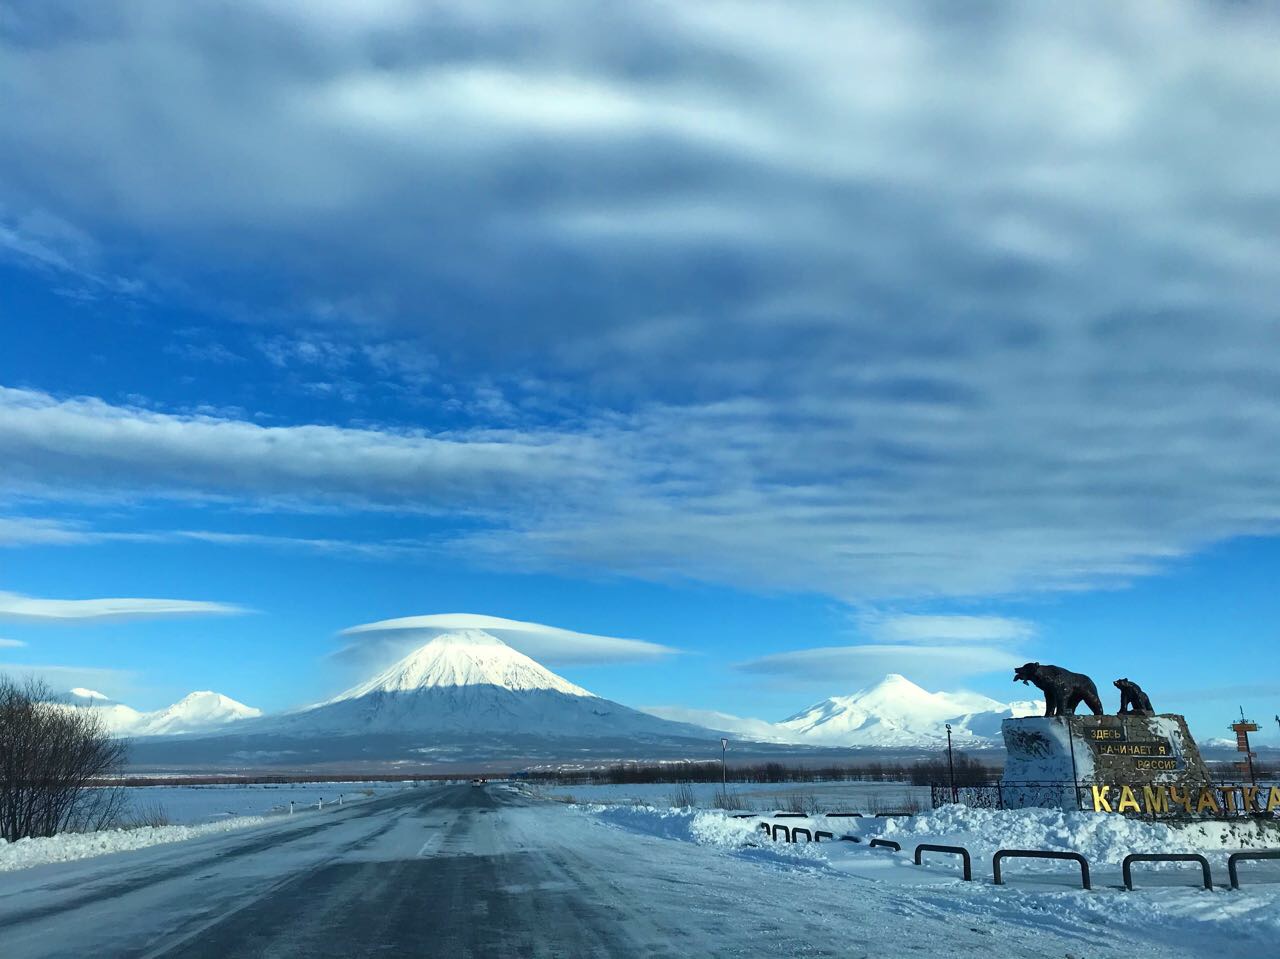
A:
0;677;128;842
527;754;1000;787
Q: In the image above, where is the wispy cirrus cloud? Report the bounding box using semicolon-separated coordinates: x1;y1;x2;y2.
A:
734;612;1033;688
861;614;1036;645
0;386;603;511
0;662;135;697
735;644;1021;688
0;591;248;623
0;638;26;648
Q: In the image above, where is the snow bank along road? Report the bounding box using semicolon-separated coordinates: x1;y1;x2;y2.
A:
0;784;1238;958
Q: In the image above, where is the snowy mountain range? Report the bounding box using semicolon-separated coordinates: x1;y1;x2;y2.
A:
51;688;261;736
644;674;1040;749
128;629;722;767
117;627;1041;768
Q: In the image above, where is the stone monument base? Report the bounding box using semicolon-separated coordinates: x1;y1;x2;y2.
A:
1000;713;1211;812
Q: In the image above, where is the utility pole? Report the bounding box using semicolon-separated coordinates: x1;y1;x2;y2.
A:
721;738;729;789
945;723;956;804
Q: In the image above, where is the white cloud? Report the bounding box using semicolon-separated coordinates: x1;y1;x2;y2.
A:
0;591;248;623
735;644;1021;688
0;386;604;511
862;614;1035;645
0;638;26;648
2;3;1280;606
336;612;679;669
0;663;134;696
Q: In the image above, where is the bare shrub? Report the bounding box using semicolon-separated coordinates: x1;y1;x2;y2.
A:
782;791;819;815
119;797;171;829
867;793;925;816
0;676;129;841
711;788;748;811
669;782;696;808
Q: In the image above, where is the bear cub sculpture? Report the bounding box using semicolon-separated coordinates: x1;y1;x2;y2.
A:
1013;662;1104;717
1114;678;1155;716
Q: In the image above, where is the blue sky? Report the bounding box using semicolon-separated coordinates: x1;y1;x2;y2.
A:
1;1;1278;742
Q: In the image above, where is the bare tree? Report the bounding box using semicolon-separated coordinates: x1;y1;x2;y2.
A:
0;676;129;842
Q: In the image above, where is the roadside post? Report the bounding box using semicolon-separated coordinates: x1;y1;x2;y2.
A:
945;723;956;804
721;738;729;789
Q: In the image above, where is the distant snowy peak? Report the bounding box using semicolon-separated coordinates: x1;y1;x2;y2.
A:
50;689;261;736
775;674;1038;748
134;691;262;735
328;629;595;702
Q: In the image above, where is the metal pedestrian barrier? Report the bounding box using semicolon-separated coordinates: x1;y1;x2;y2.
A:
993;849;1091;890
868;839;900;852
1122;853;1212;891
1227;850;1280;890
913;843;972;881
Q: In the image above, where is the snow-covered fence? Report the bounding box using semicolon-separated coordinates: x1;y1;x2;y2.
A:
1227;850;1280;890
813;830;834;842
913;843;972;881
868;838;900;852
791;827;813;843
1121;853;1212;891
770;824;792;842
993;849;1091;890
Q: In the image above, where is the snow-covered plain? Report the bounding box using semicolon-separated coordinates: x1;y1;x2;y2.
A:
115;779;417;825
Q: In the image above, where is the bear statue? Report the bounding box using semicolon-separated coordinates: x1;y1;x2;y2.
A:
1013;662;1104;717
1114;678;1155;716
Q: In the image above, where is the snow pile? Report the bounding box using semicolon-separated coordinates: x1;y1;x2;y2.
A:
589;805;823;862
0;816;268;872
872;804;1279;865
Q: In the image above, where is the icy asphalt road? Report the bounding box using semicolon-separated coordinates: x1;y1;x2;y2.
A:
0;784;1218;959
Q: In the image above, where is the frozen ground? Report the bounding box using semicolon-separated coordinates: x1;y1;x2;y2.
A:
533;778;931;812
0;782;1272;957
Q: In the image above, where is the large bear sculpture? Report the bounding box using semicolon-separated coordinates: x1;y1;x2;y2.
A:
1013;662;1104;717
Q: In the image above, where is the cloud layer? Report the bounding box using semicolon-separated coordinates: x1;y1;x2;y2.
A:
335;612;678;670
3;3;1280;606
0;590;247;623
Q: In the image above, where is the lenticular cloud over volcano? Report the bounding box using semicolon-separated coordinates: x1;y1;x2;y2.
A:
335;612;680;671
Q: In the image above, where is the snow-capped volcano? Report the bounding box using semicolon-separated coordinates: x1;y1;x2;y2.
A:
237;629;710;747
134;691;262;735
777;674;1038;747
48;688;260;736
325;629;593;702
